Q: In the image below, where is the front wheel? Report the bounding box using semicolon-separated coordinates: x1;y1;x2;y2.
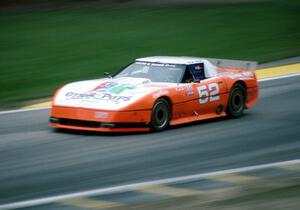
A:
151;98;170;132
226;83;246;118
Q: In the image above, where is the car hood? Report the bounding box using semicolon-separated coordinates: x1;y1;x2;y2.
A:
53;77;178;111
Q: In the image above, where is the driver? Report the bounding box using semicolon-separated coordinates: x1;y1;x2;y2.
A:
190;64;205;82
182;68;194;83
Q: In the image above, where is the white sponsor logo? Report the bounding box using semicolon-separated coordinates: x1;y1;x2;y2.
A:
153;90;169;98
186;85;194;96
95;112;109;119
65;92;132;104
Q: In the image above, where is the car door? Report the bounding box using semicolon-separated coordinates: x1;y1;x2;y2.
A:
186;63;228;116
194;77;227;116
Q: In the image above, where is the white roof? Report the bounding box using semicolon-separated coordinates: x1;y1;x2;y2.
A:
136;56;218;78
136;56;205;65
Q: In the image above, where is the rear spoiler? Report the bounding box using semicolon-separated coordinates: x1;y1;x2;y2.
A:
203;58;257;70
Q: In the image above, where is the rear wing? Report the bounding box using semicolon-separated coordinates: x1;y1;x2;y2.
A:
203;58;257;70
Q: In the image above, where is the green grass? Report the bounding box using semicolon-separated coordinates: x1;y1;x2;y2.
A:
0;0;300;108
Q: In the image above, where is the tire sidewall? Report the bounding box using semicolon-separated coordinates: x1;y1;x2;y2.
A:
151;98;170;132
226;84;246;118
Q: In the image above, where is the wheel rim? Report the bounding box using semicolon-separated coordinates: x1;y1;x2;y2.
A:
153;102;169;129
231;89;244;112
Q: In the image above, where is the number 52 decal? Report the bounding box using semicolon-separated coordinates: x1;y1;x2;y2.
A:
197;83;220;104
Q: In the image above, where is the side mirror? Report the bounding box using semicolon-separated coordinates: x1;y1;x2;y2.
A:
104;72;112;79
194;79;201;83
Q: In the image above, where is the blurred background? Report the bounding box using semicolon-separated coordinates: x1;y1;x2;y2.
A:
1;1;300;209
0;0;299;108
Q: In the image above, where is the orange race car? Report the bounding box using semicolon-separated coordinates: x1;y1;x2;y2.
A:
49;56;259;132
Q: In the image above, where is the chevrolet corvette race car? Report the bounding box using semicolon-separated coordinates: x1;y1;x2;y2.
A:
49;56;259;132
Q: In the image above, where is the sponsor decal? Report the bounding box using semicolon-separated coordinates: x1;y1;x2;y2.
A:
186;85;194;96
195;65;203;70
91;81;118;92
110;84;135;94
65;92;132;104
64;82;136;104
95;112;109;119
91;82;135;94
136;62;177;68
228;72;253;79
153;90;169;98
144;84;169;88
176;86;185;91
219;72;254;79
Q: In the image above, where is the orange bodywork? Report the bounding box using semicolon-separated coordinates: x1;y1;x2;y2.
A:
49;67;259;132
50;105;151;132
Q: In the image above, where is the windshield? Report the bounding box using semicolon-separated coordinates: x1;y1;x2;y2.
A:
114;62;186;83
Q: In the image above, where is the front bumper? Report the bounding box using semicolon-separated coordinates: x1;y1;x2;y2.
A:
49;105;152;132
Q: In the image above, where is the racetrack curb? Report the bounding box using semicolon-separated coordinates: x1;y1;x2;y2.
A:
0;159;299;209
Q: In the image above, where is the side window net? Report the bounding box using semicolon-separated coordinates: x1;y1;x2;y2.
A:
189;63;205;82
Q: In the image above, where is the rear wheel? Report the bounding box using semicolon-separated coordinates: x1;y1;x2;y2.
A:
226;83;246;118
151;98;170;132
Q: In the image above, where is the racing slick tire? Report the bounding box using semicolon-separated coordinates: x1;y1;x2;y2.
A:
226;83;246;118
151;98;170;132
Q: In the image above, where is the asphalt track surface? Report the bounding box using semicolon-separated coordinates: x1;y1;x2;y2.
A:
1;75;300;205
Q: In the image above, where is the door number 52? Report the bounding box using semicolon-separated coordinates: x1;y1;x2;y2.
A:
197;83;220;104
